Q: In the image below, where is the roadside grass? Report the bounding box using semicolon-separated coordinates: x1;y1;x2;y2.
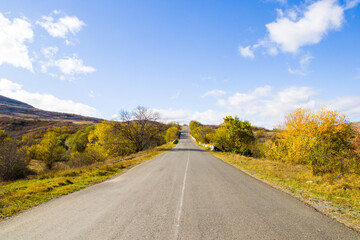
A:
0;143;174;220
212;152;360;231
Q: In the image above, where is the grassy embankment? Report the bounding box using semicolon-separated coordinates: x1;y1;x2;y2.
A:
211;151;360;231
0;143;174;220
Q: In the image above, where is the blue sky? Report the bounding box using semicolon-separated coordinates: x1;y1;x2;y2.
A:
0;0;359;128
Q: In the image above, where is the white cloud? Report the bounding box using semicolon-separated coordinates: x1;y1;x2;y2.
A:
40;47;95;77
218;86;271;107
253;85;272;97
153;108;224;125
192;110;224;125
0;78;22;91
238;45;255;59
217;86;318;128
266;0;344;53
201;89;226;98
154;85;360;128
276;86;316;105
221;86;315;113
37;14;85;38
154;108;193;123
65;39;74;46
0;78;97;117
41;54;95;75
54;56;95;75
111;114;119;120
41;46;58;59
0;13;33;71
216;85;360;127
288;53;313;76
287;9;298;21
326;96;360;119
345;0;360;9
243;0;352;60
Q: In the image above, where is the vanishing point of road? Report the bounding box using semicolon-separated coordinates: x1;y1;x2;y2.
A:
0;127;359;239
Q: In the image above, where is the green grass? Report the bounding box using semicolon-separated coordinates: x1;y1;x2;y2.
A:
0;143;174;219
212;152;360;231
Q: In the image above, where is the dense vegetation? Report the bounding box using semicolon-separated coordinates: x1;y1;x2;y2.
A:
0;130;28;180
0;107;180;181
212;116;255;155
189;121;217;144
264;108;359;175
190;117;255;156
190;108;360;176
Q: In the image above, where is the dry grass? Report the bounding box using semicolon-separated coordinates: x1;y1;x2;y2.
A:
212;152;360;231
0;143;174;220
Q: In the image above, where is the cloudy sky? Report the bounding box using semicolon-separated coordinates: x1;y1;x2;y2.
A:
0;0;359;129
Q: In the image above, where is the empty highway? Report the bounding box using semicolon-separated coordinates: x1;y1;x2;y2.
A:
0;127;359;239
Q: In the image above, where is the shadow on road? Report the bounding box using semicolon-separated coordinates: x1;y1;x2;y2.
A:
169;148;205;152
157;148;204;152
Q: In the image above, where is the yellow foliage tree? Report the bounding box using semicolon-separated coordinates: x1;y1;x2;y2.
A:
87;121;134;158
212;116;255;155
34;131;67;169
165;126;179;143
265;108;358;175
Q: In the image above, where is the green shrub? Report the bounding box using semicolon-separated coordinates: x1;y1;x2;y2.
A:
68;148;106;168
213;116;255;155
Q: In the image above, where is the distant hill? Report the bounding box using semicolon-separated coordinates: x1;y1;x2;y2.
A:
0;117;94;139
0;95;101;122
0;95;34;109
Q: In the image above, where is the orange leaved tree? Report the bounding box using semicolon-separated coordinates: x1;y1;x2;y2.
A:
264;108;359;175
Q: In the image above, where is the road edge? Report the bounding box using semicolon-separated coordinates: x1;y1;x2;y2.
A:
212;152;360;234
0;143;174;222
189;136;360;234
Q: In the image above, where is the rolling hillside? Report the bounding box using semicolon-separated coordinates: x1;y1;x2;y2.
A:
0;95;101;122
0;95;102;138
0;95;34;109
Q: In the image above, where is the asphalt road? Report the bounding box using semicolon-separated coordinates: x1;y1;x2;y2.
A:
0;127;359;239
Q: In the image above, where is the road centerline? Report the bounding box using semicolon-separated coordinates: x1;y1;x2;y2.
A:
174;150;190;240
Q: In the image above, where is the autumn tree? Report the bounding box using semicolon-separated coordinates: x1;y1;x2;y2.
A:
213;116;255;155
119;107;163;152
0;130;28;180
35;131;67;169
264;108;358;175
189;121;201;140
87;121;133;158
165;126;179;143
66;126;95;153
189;121;216;144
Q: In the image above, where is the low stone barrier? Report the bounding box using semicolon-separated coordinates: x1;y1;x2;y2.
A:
190;135;215;151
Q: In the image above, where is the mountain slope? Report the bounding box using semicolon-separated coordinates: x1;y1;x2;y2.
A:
0;95;34;109
0;95;101;122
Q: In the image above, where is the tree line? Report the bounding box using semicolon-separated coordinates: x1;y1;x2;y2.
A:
0;107;180;181
190;108;360;176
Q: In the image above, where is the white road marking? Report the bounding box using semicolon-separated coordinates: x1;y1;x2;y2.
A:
174;151;190;240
